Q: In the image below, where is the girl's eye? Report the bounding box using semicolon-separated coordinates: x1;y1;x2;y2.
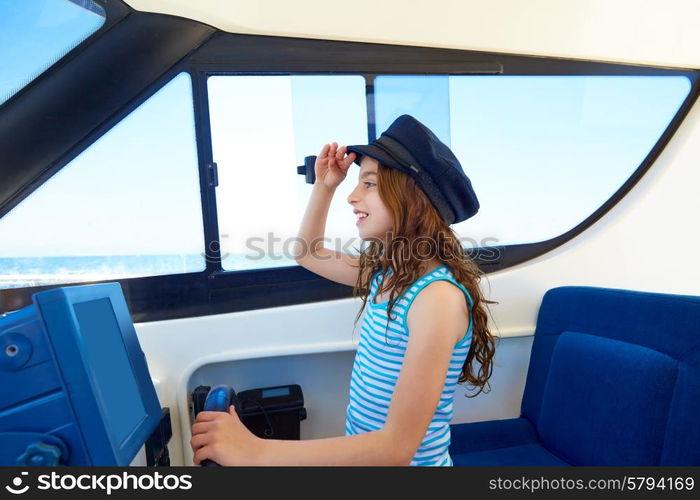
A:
364;182;376;188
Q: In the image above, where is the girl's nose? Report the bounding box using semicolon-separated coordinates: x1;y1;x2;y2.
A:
347;184;361;205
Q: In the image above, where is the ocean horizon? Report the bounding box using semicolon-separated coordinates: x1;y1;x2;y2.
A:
0;254;299;288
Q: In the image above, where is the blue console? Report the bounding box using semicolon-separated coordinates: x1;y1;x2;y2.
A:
0;283;161;465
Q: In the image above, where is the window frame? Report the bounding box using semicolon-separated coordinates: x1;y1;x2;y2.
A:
1;2;698;322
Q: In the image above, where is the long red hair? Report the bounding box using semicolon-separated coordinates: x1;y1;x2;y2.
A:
351;163;498;397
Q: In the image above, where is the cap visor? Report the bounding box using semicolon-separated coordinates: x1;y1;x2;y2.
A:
346;144;404;171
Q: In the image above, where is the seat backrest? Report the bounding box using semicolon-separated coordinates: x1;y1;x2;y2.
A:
521;286;700;465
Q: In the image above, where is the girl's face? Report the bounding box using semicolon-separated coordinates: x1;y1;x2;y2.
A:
347;157;394;242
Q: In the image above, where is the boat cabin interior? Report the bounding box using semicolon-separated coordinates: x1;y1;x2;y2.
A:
1;0;699;467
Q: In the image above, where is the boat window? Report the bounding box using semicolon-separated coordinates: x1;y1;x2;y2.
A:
0;73;205;289
209;73;690;274
375;74;692;249
208;75;368;271
0;0;106;106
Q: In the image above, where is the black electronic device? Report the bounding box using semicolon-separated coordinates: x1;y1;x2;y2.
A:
145;408;173;466
237;384;306;440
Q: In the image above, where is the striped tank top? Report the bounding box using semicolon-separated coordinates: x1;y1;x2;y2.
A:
345;264;474;466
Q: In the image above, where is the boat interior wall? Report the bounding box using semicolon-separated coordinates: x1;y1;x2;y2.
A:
124;0;700;70
134;92;700;465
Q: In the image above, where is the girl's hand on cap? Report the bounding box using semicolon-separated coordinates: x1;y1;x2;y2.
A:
315;142;356;189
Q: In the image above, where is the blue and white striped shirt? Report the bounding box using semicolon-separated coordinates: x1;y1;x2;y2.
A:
345;265;474;466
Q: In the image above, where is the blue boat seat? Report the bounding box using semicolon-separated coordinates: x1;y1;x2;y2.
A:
449;286;700;466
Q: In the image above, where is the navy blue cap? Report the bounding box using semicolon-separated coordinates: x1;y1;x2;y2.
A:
347;115;479;225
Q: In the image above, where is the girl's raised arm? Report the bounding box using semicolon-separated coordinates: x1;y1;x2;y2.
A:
293;142;360;287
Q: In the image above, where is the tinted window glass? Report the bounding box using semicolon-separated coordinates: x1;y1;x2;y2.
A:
208;75;368;271
0;73;205;289
375;75;691;247
0;0;105;105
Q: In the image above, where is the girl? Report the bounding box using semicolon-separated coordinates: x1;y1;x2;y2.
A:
190;115;497;466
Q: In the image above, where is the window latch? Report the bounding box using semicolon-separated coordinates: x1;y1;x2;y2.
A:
296;156;316;185
207;162;219;188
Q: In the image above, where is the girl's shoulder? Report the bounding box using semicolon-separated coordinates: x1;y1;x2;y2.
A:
410;266;473;305
369;264;474;311
403;270;472;345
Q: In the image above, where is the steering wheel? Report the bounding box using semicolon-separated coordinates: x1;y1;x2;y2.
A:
199;385;238;467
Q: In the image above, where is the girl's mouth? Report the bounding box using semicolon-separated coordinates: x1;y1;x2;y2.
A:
355;211;368;225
